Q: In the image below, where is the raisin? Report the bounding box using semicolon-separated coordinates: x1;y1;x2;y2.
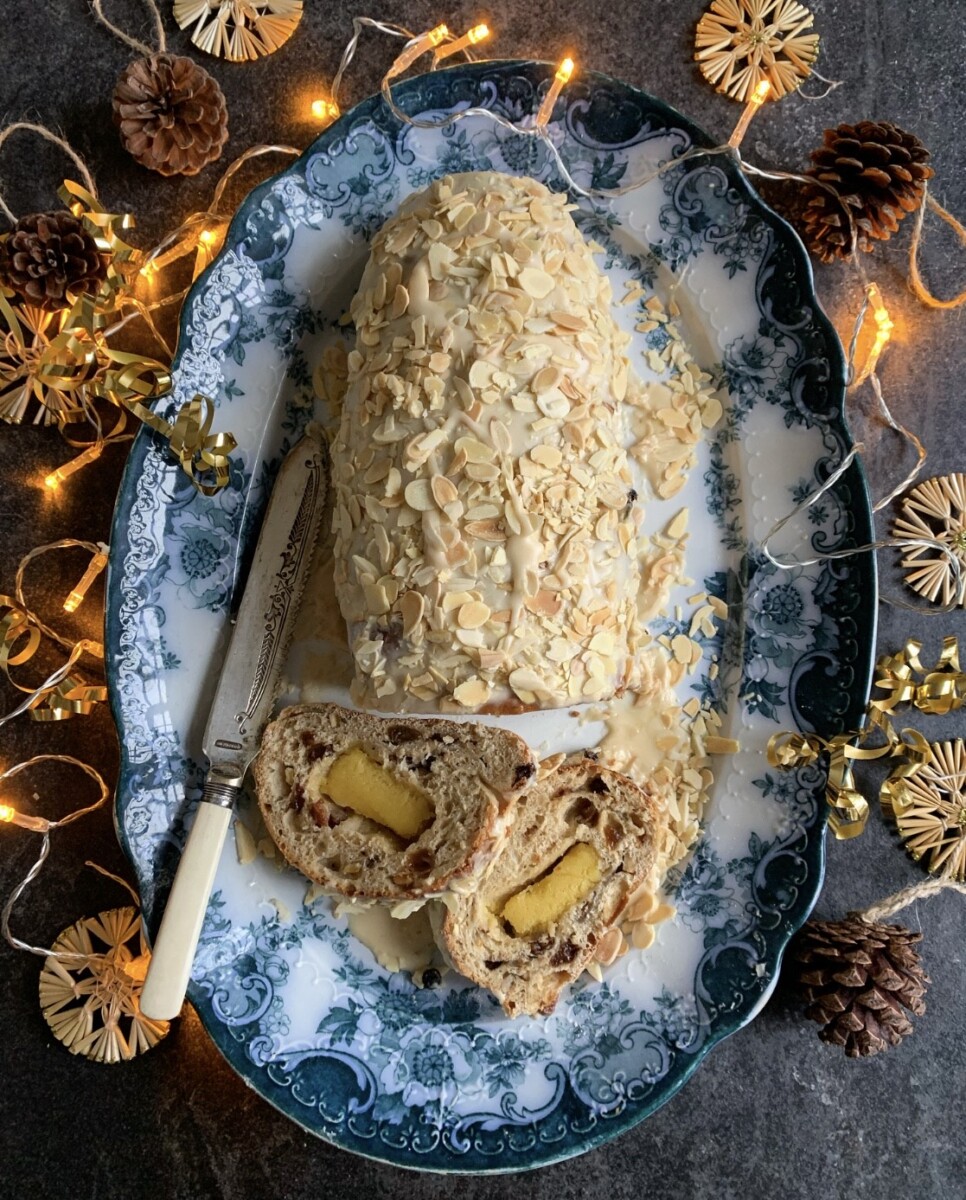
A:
309;802;327;828
513;762;536;786
602;817;625;847
387;725;419;745
306;741;333;762
407;848;434;875
550;940;579;967
420;968;442;989
567;797;598;826
529;935;553;956
291;784;305;814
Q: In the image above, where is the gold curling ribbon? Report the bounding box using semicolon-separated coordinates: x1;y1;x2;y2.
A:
873;637;966;717
123;388;237;497
766;709;932;841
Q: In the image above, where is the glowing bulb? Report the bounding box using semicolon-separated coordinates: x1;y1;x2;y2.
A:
868;283;894;347
751;79;771;104
199;229;217;246
139;260;156;278
311;98;340;122
727;78;772;150
536;56;577;127
434;23;491;62
43;443;104;491
63;548;109;614
389;24;451;75
0;804;51;833
851;282;894;386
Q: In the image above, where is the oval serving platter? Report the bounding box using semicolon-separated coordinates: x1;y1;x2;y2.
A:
106;61;875;1171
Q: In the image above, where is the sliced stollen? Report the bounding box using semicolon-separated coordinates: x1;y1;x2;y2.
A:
438;757;667;1017
254;704;536;900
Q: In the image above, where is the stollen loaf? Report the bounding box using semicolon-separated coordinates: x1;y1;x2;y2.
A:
330;171;640;713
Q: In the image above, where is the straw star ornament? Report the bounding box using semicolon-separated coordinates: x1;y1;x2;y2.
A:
39;906;169;1062
888;740;966;883
893;474;966;608
695;0;820;102
172;0;303;61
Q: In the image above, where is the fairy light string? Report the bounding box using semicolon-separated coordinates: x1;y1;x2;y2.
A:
0;756;110;959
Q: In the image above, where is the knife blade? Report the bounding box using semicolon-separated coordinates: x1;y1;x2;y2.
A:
140;430;328;1020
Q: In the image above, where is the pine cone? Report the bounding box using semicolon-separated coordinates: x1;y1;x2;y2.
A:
0;212;109;309
112;53;229;177
797;121;933;262
792;915;929;1057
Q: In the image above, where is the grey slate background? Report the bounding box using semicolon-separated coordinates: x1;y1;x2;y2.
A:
1;1;965;1197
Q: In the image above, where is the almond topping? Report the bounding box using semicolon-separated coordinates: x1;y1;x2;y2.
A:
457;600;491;629
453;678;490;707
404;479;435;512
431;474;459;507
518;267;555;298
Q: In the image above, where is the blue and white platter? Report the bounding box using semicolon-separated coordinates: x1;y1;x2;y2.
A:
106;61;876;1171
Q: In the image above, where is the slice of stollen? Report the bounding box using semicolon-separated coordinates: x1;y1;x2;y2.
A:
439;757;666;1017
254;703;536;901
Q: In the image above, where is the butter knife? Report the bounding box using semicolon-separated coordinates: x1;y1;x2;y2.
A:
140;430;327;1021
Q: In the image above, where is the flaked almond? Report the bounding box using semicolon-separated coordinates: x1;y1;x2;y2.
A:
469;359;495;389
519;267;555;298
550;309;588;331
490;420;512;456
595;927;623;966
666;508;689;540
455;435;491;464
431;474;458;507
465;462;500;482
453;677;490;707
390;284;410;319
525;589;562;617
399;590;424;636
458;600;491;629
404;479;435;512
705;735;740;755
631;922;656;950
530;444;562;469
464;518;505;542
508;666;546;697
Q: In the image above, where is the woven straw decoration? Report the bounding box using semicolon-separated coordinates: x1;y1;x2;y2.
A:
893;473;966;608
172;1;303;62
889;739;966;882
695;0;819;102
38;907;169;1062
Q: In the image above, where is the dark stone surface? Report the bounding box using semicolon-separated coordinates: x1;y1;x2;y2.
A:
1;2;965;1197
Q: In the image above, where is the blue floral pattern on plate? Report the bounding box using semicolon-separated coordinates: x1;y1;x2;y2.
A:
106;62;875;1172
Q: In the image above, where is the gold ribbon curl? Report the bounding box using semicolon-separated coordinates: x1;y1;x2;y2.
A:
2;180;237;496
768;638;964;839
